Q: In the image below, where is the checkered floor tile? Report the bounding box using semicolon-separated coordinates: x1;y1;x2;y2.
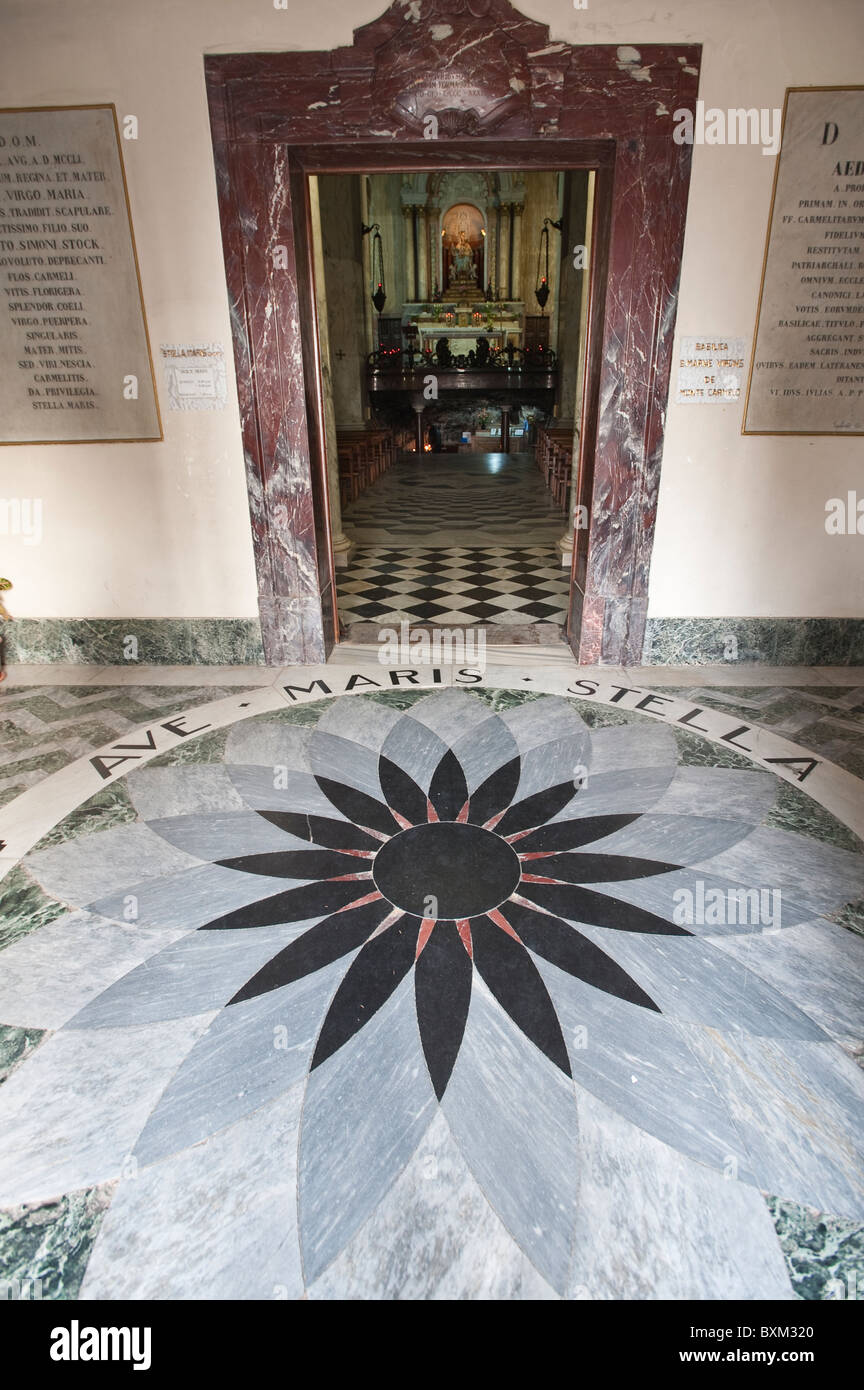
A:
341;452;565;546
337;547;571;625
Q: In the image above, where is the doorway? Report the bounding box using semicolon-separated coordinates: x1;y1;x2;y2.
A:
308;164;596;644
204;2;700;664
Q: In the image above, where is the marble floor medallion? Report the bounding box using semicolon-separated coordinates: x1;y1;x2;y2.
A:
1;683;863;1300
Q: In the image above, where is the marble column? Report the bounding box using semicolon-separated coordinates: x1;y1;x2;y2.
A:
500;406;511;453
414;403;425;455
309;178;356;569
511;203;524;302
403;205;416;307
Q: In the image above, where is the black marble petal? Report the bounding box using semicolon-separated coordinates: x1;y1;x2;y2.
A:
466;756;521;826
517;881;692;936
217;849;369;880
533;852;681;884
314;776;400;836
255;811;380;852
228;898;395;1005
494;780;578;837
470;916;572;1076
414;923;473;1099
199;878;368;931
428;749;469;821
311;913;420;1070
378;756;429;826
501;901;661;1011
516;814;641;853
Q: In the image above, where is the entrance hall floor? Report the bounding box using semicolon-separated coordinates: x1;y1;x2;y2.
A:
0;658;862;1300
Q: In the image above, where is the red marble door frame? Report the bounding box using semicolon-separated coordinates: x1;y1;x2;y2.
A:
205;2;700;664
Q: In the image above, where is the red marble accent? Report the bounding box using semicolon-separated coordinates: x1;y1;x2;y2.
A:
456;800;470;823
205;2;700;665
426;797;439;823
391;810;413;830
486;906;522;941
456;919;473;957
337;889;384;912
416;917;437;957
520;874;561;885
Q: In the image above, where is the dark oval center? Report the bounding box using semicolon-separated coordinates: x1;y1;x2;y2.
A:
373;821;521;919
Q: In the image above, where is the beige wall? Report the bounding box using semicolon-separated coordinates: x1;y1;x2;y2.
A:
1;0;862;621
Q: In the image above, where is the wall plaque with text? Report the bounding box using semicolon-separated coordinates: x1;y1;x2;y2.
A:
0;105;161;444
743;87;864;435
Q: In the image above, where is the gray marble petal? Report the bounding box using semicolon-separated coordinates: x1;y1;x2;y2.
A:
707;919;864;1052
582;813;771;866
694;828;864;916
305;731;383;798
380;716;448;792
0;910;186;1031
314;696;402;752
571;927;830;1040
125;765;247;819
516;735;590;802
552;766;679;821
80;1088;304;1300
226;765;352;817
680;1026;864;1220
25;825;201;905
298;972;436;1283
534;957;755;1180
500;695;590;756
66;921;312;1030
223;720;310;770
308;1111;557;1300
0;1014;214;1206
450;713;519;792
649;766;779;822
135;957;352;1167
144;811;311;860
441;978;581;1295
401;689;492;741
584;723;679;776
567;1086;795;1300
89;862;298;930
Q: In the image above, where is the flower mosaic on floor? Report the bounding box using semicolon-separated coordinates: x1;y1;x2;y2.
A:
0;686;863;1300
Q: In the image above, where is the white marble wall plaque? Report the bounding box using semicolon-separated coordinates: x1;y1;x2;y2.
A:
161;343;227;411
743;87;864;435
0;105;161;444
676;337;747;402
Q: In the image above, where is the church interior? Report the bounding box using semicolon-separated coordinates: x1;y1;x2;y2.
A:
0;0;862;1330
315;167;591;633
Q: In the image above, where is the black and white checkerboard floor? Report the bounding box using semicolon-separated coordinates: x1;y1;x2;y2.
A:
337;546;571;625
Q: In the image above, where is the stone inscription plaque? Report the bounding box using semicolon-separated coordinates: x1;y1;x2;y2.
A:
743;87;864;434
0;105;161;444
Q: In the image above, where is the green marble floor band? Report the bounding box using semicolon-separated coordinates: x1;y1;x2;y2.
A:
0;1184;114;1300
0;1025;45;1087
767;1196;864;1301
644;618;864;667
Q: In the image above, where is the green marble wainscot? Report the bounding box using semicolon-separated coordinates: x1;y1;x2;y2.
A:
643;617;864;666
5;618;265;666
0;1025;45;1086
767;1196;864;1300
0;1184;115;1301
0;865;67;952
